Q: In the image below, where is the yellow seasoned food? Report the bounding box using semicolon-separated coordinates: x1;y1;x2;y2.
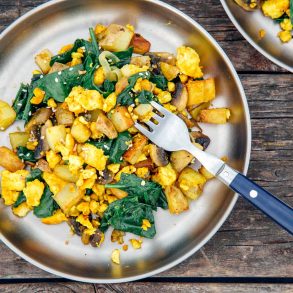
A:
0;100;16;130
23;179;45;207
12;202;31;217
176;46;203;79
42;209;67;224
79;144;107;171
152;164;177;187
262;0;289;19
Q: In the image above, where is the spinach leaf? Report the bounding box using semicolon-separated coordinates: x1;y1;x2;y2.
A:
32;64;84;102
136;90;157;104
158;190;168;209
34;186;59;218
87;138;113;155
150;73;168;90
117;71;151;105
26;168;43;182
13;191;26;208
105;173;164;209
50;39;85;66
17;147;37;163
102;79;115;98
89;27;100;61
113;47;133;68
100;197;156;238
85;188;93;195
109;131;132;163
12;83;30;120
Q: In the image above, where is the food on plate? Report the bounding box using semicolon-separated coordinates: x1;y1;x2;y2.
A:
234;0;293;43
0;23;230;253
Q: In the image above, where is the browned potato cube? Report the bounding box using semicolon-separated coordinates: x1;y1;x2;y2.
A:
0;100;16;130
0;146;25;172
109;188;128;199
198;108;231;124
115;77;129;95
54;183;83;214
35;49;53;74
178;167;206;200
165;185;189;214
131;56;151;67
48;62;69;74
46;125;67;151
170;150;193;173
130;33;151;54
160;62;180;81
110;106;134;132
55;107;74;126
187;78;215;106
9;132;30;150
100;24;134;52
123;133;148;164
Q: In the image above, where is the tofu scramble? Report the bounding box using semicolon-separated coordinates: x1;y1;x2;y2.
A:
0;23;231;255
234;0;293;43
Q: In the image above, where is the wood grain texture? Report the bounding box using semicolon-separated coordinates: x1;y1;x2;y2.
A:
0;283;293;293
0;0;292;288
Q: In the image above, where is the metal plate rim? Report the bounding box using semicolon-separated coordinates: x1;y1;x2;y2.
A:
220;0;293;73
0;0;252;283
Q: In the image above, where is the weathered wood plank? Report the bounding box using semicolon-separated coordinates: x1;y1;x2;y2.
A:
0;282;293;293
0;0;282;72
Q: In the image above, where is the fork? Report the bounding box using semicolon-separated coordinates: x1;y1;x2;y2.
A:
135;101;293;235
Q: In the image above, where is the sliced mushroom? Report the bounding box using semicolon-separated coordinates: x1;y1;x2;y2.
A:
146;52;177;66
34;159;51;172
134;158;154;169
171;83;188;111
96;111;118;139
48;62;69;74
25;107;52;132
177;113;195;129
190;131;211;150
149;144;169;167
34;120;52;159
90;229;104;247
68;217;84;236
96;169;114;184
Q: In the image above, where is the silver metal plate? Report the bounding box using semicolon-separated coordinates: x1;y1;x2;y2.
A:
0;0;251;283
220;0;293;72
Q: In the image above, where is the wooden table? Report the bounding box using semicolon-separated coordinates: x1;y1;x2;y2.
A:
0;0;292;292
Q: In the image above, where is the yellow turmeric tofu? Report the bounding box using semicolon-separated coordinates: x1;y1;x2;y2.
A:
23;179;45;207
42;209;67;224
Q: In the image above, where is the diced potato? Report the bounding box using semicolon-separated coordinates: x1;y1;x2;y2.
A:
109;188;128;199
46;125;67;151
110;106;134;132
130;33;151;54
170;150;193;173
198;108;231;124
55;107;74;126
189;102;210;120
54;165;79;183
123;133;148;164
134;104;153;120
165;185;189;214
48;62;69;74
131;56;151;67
54;183;83;214
160;62;180;81
0;146;24;172
9;132;30;150
71;119;91;143
95;111;118;139
0;100;16;130
35;49;53;74
186;78;215;106
178;167;206;200
100;24;134;52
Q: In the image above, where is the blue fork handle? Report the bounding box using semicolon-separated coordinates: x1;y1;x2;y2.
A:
229;173;293;235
